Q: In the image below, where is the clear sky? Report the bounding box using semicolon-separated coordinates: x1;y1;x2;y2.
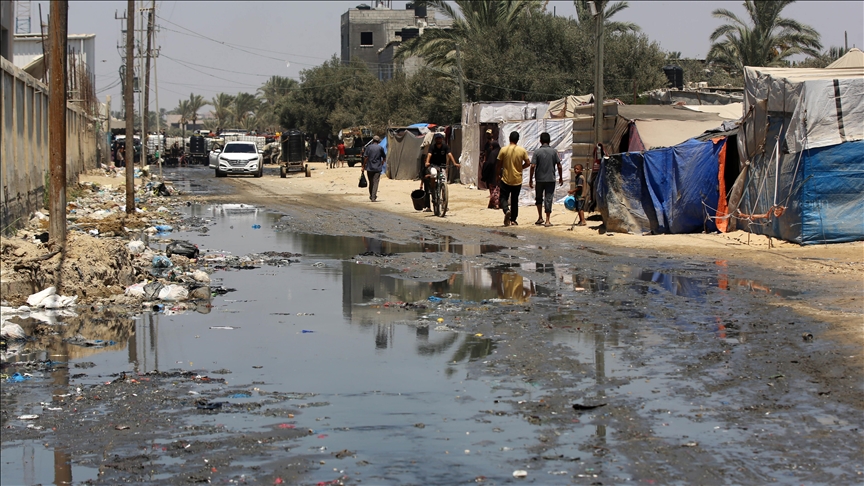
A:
21;1;864;114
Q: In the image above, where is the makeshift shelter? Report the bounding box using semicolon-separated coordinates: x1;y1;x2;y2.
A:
728;66;864;244
460;102;548;186
597;137;731;234
826;48;864;69
609;105;741;154
496;118;575;206
385;127;425;180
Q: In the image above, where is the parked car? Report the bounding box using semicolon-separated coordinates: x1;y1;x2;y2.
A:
214;141;263;178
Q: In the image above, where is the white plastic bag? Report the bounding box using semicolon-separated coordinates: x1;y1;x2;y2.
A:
40;294;78;309
27;287;56;307
1;322;26;339
125;282;147;297
127;240;146;255
191;270;210;284
158;285;188;302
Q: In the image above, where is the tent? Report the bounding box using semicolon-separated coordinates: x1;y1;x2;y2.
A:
826;48;864;69
728;66;864;244
385;127;425;180
597;138;729;234
459;102;548;186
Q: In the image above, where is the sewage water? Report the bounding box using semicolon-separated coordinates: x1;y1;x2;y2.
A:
1;201;812;485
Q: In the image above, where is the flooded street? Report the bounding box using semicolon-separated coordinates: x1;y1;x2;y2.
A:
2;168;861;485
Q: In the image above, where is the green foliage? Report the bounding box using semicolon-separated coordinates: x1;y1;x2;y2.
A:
707;0;822;73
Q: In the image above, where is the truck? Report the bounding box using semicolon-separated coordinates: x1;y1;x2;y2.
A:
340;127;374;168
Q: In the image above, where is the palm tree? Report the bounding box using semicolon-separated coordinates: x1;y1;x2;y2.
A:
187;93;207;130
210;93;235;129
573;0;640;34
175;99;191;138
397;0;543;70
707;0;822;73
232;92;259;124
257;76;297;106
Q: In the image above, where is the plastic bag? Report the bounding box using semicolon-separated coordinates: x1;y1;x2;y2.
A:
359;172;368;188
27;287;56;306
143;282;164;301
1;322;26;340
191;270;210;283
158;284;188;302
152;255;173;268
127;240;146;255
41;294;78;309
166;240;199;259
125;282;146;297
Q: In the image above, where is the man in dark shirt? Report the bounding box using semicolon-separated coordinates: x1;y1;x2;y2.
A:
420;133;460;211
363;136;386;202
529;132;563;227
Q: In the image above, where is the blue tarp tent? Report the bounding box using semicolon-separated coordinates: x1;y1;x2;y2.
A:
597;138;726;234
729;66;864;244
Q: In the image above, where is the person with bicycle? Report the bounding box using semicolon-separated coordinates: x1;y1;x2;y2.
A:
421;133;460;212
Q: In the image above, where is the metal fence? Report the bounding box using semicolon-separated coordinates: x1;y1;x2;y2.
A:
1;56;99;234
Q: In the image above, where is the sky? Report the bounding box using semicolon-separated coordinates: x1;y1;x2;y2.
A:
17;0;864;115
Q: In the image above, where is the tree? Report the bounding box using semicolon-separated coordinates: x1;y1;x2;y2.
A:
187;93;207;129
175;99;191;136
232;92;259;125
573;0;640;34
397;0;543;71
210;93;235;129
707;0;822;73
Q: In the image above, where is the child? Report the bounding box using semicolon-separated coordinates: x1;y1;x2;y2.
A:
568;164;586;226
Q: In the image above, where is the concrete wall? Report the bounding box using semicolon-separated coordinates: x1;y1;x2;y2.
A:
0;1;13;62
1;57;98;234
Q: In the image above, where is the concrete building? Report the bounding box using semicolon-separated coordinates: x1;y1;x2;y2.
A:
13;33;96;80
0;1;13;61
340;2;451;74
377;40;424;81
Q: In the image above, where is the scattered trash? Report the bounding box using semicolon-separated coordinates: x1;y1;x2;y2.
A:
158;284;188;302
18;415;40;420
191;270;210;283
302;330;314;333
230;393;251;398
252;224;261;229
196;401;228;410
210;326;237;330
513;470;528;478
683;441;698;447
802;332;814;341
334;449;355;459
154;224;173;233
167;240;199;259
63;334;117;347
127;240;146;254
572;403;606;411
427;296;443;303
152;255;173;268
156;182;172;197
6;372;31;383
143;282;164;300
1;322;26;340
26;287;77;308
125;282;147;297
115;425;131;430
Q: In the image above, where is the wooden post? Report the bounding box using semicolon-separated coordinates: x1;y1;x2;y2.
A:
593;1;604;149
48;0;68;246
125;0;135;213
142;3;153;169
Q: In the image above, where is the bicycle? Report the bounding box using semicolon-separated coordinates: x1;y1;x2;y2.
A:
431;165;448;217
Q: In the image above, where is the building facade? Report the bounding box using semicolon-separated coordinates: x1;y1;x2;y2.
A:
340;3;450;75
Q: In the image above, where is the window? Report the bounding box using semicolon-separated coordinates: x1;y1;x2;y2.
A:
360;32;373;47
224;143;256;154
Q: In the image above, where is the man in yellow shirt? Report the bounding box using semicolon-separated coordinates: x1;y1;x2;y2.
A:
497;131;531;226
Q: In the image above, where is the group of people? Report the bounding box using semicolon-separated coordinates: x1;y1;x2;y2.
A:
359;129;594;227
327;142;346;169
481;130;587;227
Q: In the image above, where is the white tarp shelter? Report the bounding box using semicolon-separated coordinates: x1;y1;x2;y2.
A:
460;101;549;186
743;66;864;153
497;118;574;207
826;48;864;69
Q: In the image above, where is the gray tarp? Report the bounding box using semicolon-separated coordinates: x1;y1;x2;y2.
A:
386;128;425;180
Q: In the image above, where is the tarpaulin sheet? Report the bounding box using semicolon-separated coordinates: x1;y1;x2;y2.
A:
642;138;723;234
595;153;652;234
385;129;425;180
497;119;574;207
737;137;864;244
597;138;724;234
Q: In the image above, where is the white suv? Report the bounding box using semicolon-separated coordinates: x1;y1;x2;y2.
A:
214;141;263;178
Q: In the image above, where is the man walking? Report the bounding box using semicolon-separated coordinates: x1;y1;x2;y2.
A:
362;136;386;202
529;132;563;227
497;131;531;226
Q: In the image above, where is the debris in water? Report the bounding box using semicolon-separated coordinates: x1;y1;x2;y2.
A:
513;470;528;478
209;326;237;330
572;402;606;411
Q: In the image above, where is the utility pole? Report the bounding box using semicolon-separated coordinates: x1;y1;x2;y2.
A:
125;0;135;213
142;2;153;169
137;1;145;168
106;95;112;165
48;0;68;246
455;43;466;109
592;1;605;150
152;0;162;179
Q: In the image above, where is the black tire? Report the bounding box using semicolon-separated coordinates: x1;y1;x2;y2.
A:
254;166;262;178
433;184;442;217
280;166;286;178
440;182;448;217
215;169;226;178
347;161;356;168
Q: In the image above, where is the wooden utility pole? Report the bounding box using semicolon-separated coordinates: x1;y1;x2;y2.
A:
593;0;605;150
48;0;68;246
125;0;135;213
455;44;466;109
142;3;153;168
